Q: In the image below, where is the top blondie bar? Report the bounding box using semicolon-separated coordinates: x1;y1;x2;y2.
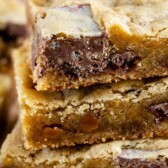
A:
28;0;168;91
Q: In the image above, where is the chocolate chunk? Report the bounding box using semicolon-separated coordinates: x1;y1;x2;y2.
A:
0;23;27;43
110;50;139;70
43;34;110;79
148;103;168;124
34;35;140;79
118;157;168;168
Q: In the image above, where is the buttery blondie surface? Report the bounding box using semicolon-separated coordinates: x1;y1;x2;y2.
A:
13;44;168;150
29;0;168;91
1;122;168;168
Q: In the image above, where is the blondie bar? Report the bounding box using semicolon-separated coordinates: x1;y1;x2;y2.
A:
28;0;168;91
13;44;168;150
1;122;168;168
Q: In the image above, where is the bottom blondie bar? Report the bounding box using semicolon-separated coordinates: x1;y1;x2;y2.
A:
0;122;168;168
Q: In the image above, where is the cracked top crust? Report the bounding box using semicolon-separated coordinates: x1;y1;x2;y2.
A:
29;0;168;38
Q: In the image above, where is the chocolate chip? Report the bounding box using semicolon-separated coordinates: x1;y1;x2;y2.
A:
111;54;125;67
148;103;168;124
60;62;78;79
111;50;139;70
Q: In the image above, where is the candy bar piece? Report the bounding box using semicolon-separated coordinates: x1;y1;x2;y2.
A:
29;1;168;91
13;44;168;150
1;122;168;168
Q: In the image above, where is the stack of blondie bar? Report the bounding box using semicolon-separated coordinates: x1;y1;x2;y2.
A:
1;0;168;167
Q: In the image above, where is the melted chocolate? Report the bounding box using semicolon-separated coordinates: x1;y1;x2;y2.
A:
44;34;109;78
33;35;139;79
148;102;168;124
